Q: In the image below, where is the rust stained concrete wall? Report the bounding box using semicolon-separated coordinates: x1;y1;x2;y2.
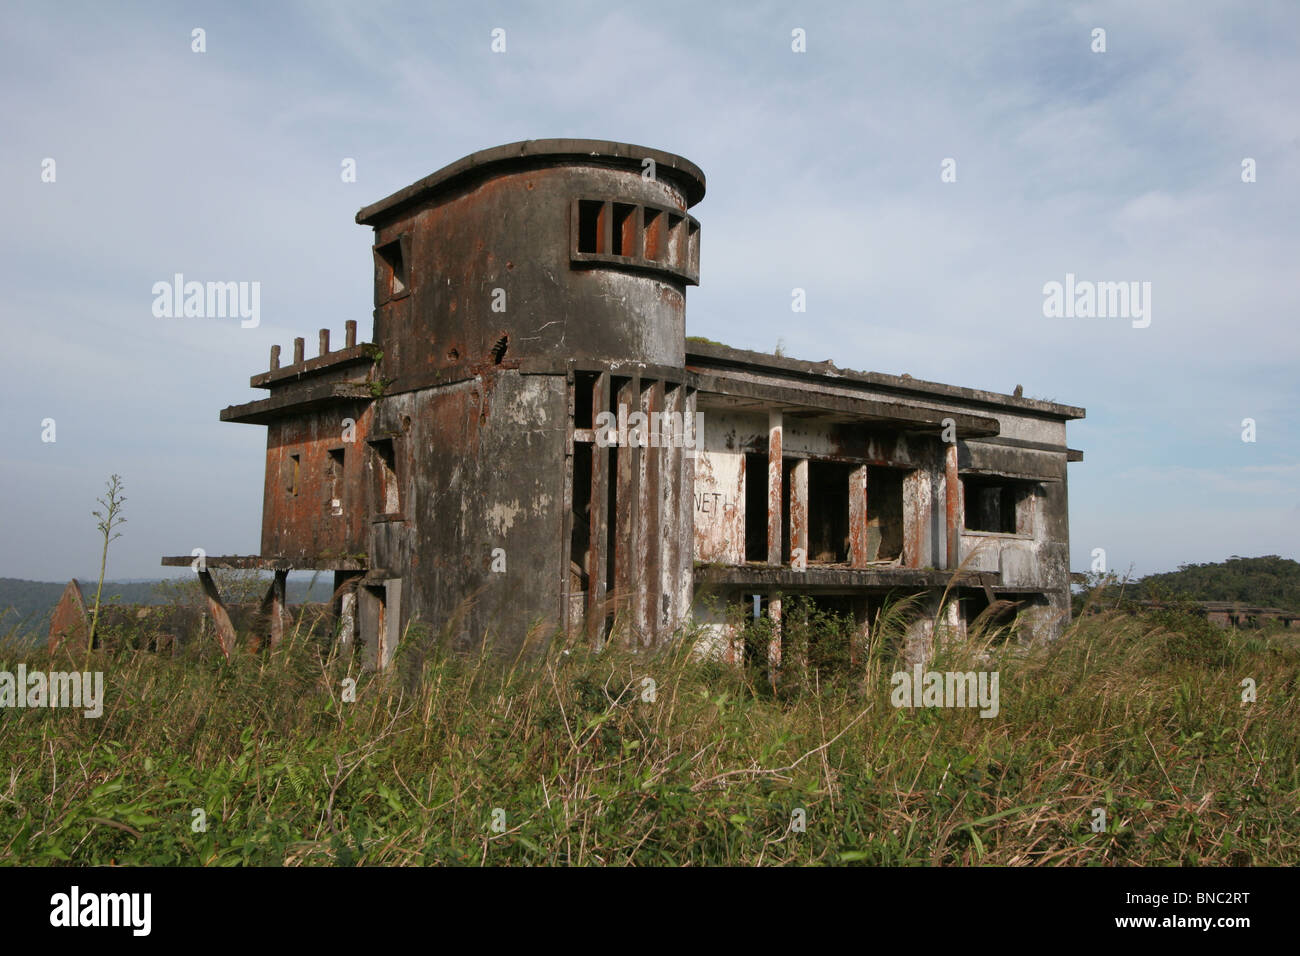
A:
365;164;694;385
351;143;706;657
367;371;569;652
261;402;373;564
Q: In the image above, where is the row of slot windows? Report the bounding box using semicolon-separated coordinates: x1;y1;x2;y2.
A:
372;197;701;304
574;199;699;279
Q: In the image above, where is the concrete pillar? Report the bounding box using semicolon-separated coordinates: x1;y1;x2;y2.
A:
903;470;932;569
849;464;869;566
333;570;362;649
767;410;783;565
613;376;641;645
790;459;808;568
338;591;357;649
677;388;697;627
360;578;401;671
586;373;611;646
945;443;960;569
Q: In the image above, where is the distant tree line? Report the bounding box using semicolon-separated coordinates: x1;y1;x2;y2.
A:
1127;555;1300;611
0;574;335;641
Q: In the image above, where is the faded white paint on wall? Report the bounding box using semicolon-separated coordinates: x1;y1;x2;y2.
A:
693;448;745;563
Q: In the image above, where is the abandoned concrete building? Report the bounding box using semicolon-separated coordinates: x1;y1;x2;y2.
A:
158;138;1085;669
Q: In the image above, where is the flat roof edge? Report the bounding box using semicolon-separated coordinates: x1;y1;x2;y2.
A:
685;341;1086;420
356;139;707;226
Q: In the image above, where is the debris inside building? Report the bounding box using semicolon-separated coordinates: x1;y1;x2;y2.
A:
147;138;1085;669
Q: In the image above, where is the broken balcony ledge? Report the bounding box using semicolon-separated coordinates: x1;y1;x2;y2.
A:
693;563;1000;591
220;382;375;425
161;554;368;572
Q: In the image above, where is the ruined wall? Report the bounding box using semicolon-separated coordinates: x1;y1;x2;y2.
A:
688;356;1078;637
691;406;948;570
261;402;373;564
365;371;569;655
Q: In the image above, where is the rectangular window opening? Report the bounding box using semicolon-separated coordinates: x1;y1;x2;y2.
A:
374;239;407;300
962;476;1033;534
665;214;684;269
370;438;400;515
577;200;605;254
866;466;906;562
962;590;1031;639
808;460;853;564
574;372;597;430
327;448;345;515
570;442;593;600
643;208;664;261
744;452;768;563
611;203;636;256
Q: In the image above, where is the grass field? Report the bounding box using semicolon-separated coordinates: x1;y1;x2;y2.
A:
1;596;1297;866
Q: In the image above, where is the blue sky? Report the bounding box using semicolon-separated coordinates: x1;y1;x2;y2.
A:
1;0;1296;582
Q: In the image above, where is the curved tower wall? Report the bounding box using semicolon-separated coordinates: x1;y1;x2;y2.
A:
355;141;705;654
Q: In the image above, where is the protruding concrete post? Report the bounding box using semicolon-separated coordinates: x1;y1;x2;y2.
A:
197;570;237;661
345;319;357;348
270;569;290;647
339;594;356;648
258;569;293;649
270;344;281;371
293;337;305;366
319;329;330;356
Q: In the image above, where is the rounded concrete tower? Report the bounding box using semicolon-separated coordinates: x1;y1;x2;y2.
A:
350;140;705;658
356;139;705;382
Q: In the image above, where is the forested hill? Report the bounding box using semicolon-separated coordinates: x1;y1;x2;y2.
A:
1130;555;1300;611
0;576;334;640
0;578;166;635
